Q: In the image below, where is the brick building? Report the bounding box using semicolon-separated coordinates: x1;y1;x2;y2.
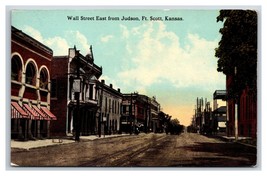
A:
11;26;56;140
226;74;257;138
121;93;160;133
50;46;102;136
97;80;122;136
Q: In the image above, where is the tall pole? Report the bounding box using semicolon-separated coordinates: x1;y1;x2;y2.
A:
130;93;133;134
75;47;80;142
235;102;238;141
234;66;238;141
98;81;103;137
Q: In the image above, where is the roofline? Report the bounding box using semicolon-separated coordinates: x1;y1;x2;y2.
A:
12;26;53;55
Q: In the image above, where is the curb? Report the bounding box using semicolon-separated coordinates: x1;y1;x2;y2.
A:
215;135;257;148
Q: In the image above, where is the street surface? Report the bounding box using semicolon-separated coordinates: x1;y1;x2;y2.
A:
11;133;256;167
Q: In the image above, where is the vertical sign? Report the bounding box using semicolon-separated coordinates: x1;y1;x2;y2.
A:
73;79;81;93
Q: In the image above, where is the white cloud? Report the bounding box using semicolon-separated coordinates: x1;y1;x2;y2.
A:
117;21;225;94
119;24;129;39
22;26;92;56
100;35;114;43
23;25;44;43
65;31;91;55
23;26;69;55
45;37;69;55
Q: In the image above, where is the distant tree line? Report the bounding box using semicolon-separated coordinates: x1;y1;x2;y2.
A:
165;119;184;135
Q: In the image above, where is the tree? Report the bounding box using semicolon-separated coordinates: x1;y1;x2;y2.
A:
168;119;184;135
215;10;257;99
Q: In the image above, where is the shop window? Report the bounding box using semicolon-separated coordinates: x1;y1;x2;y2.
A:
11;55;22;82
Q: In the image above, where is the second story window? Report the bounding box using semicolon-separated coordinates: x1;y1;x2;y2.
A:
40;69;48;89
89;84;94;100
11;55;22;82
25;62;36;86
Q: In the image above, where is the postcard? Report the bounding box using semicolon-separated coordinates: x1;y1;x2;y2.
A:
10;8;257;167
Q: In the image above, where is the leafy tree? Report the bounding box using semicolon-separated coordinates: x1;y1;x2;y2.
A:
168;119;184;135
215;10;257;99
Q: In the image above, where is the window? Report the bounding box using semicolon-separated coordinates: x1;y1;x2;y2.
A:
40;68;48;89
11;56;22;82
89;84;94;100
109;99;111;113
118;102;120;114
25;63;36;85
105;97;108;112
115;100;117;114
122;105;127;114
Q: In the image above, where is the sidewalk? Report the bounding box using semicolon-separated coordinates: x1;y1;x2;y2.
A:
11;133;130;150
215;135;257;148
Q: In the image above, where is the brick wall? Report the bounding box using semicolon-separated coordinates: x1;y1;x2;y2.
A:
50;56;69;136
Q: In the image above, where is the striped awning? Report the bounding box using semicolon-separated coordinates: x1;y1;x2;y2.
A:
11;102;28;119
23;104;39;120
40;107;57;120
32;105;49;120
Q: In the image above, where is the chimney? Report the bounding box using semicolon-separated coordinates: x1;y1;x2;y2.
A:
110;84;113;88
118;88;120;93
101;79;105;84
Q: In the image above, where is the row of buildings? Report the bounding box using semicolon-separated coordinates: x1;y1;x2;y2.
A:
191;87;257;139
191;96;227;135
10;26;166;141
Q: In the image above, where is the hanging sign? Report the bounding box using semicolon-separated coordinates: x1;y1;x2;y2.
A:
73;78;81;92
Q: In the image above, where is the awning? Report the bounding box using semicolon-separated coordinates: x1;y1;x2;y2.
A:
32;105;49;120
11;102;28;119
23;104;39;120
40;107;57;120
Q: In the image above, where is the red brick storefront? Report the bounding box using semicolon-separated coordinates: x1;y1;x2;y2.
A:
11;26;56;140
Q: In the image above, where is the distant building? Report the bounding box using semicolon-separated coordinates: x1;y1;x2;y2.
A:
121;93;160;133
149;96;161;133
212;106;227;133
97;80;122;135
193;97;212;134
11;26;56;140
50;46;102;136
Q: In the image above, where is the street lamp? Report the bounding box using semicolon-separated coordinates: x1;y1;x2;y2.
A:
73;46;81;142
97;80;104;138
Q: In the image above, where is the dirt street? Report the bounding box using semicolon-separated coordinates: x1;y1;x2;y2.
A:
11;133;256;167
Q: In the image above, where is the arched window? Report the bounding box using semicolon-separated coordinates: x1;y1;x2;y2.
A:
25;62;36;85
112;119;115;131
11;55;22;82
39;68;48;89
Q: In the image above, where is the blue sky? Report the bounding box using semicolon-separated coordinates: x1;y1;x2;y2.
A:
12;9;226;126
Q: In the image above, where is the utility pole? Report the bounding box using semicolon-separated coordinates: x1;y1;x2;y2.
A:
98;81;103;137
74;46;81;142
130;93;133;134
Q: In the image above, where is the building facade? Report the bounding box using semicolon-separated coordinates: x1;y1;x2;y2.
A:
226;74;257;138
11;26;56;140
212;106;227;134
121;93;160;133
149;96;161;133
50;46;102;136
97;80;122;136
